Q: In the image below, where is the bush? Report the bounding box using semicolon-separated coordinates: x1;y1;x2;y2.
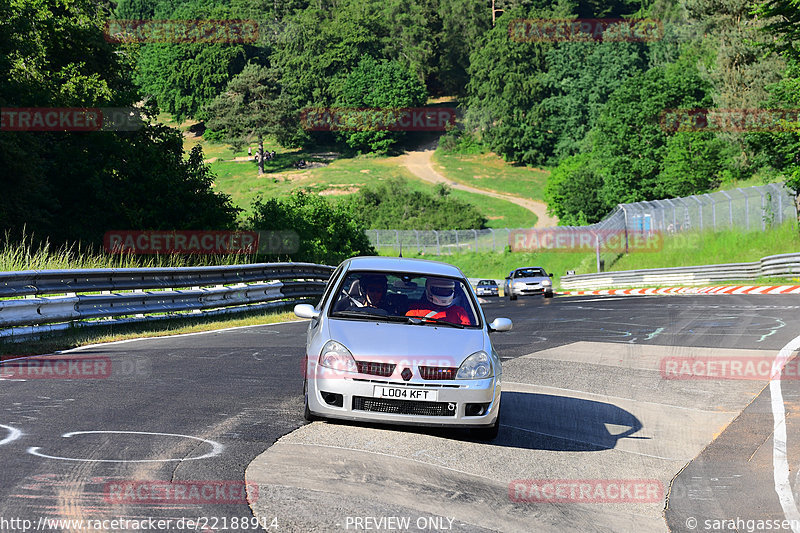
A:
346;177;487;230
247;191;375;265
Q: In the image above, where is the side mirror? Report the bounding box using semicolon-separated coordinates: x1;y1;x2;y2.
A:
294;304;320;319
549;273;554;278
488;317;513;332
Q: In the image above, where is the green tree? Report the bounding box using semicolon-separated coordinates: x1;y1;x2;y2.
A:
754;0;800;224
465;8;559;165
544;153;607;225
657;132;732;197
539;41;647;162
334;57;427;153
133;0;248;121
247;191;376;265
204;62;293;174
0;0;238;245
592;55;713;206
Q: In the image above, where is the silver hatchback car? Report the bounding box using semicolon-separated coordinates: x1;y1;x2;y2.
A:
294;256;512;439
503;266;554;300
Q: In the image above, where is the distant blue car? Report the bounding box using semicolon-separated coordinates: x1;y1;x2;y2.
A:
475;279;499;297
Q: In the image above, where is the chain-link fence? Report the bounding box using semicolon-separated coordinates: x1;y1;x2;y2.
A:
365;183;797;255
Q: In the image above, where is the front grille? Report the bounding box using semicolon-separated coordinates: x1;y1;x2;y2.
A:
356;361;395;377
419;366;457;380
352;396;456;417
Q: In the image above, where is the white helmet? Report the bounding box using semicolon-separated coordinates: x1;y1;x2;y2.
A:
426;278;455;307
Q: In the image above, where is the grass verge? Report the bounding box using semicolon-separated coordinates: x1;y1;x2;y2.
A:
432;149;550;202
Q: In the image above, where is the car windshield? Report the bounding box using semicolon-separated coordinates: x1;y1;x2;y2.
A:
329;271;480;327
516;268;546;278
478;280;494;286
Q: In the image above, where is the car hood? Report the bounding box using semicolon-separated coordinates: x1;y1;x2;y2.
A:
327;318;485;366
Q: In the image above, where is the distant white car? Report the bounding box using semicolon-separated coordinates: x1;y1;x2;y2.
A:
294;256;512;440
504;267;554;300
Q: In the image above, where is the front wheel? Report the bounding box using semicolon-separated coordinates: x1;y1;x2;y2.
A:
544;290;554;298
507;288;517;301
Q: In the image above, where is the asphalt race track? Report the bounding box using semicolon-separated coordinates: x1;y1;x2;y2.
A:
2;293;800;532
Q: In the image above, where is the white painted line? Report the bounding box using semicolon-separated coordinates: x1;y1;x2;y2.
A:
771;333;800;532
27;430;224;463
0;425;22;446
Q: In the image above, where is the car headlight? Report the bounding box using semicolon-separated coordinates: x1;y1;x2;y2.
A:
456;350;493;379
542;279;552;286
319;340;357;372
514;281;525;288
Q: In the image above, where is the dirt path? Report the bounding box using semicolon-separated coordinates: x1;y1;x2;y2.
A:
395;143;558;228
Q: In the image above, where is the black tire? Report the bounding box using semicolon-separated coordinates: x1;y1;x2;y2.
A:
509;290;517;301
471;412;501;441
303;378;318;422
544;291;554;298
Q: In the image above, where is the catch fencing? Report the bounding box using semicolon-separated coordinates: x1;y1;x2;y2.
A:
0;263;333;342
365;183;797;255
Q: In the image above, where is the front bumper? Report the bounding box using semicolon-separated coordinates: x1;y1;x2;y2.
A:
307;367;501;428
513;285;551;295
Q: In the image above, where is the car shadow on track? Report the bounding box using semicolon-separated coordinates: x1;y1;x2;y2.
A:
314;392;644;451
494;391;645;451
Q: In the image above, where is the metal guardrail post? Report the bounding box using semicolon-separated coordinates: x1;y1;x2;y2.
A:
414;230;420;253
490;228;496;252
434;230;440;254
473;229;478;252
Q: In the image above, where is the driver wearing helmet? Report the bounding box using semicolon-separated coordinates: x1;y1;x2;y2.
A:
405;277;471;325
359;274;389;311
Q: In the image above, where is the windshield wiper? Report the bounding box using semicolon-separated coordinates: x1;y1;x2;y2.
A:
406;316;465;329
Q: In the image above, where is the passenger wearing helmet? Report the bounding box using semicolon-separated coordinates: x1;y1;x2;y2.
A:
405;277;471;325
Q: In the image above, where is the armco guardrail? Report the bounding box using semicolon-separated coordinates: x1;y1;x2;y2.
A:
0;263;334;341
559;252;800;290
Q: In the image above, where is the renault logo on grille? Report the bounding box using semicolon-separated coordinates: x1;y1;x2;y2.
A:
401;368;413;381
